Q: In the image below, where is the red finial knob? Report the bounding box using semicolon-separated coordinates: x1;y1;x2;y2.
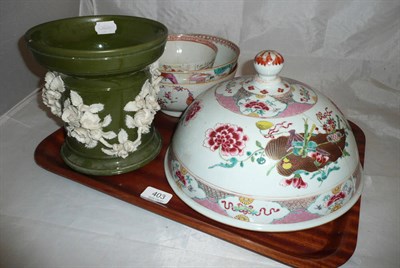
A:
254;50;284;81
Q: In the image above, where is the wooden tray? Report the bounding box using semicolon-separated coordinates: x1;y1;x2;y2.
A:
35;113;365;267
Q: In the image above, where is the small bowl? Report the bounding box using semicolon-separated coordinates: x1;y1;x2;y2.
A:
160;34;240;84
159;34;218;72
158;65;237;117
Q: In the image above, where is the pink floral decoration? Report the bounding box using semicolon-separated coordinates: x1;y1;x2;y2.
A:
175;170;186;185
280;176;308;189
323;118;336;133
327;192;346;207
244;101;270;111
204;123;248;156
308;151;329;165
184;101;202;124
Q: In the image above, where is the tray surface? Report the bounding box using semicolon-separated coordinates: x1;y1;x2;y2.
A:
35;113;365;267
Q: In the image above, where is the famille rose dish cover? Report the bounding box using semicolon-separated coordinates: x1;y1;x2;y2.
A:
164;50;364;232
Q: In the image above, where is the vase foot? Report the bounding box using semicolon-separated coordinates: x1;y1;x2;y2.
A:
60;129;162;176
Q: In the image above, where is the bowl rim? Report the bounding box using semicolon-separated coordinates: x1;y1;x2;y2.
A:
159;34;218;71
25;15;168;59
159;64;237;87
166;34;219;53
159;33;240;75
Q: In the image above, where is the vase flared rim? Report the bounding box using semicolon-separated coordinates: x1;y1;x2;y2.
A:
25;15;168;59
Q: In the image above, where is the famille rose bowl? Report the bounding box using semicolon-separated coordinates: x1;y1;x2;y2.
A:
160;34;239;85
158;65;237;117
164;50;364;232
158;34;218;72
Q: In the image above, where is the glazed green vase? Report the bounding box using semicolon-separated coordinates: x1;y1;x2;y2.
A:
25;15;168;175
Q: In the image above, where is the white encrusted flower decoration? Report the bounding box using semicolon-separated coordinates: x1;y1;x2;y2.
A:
62;90;116;149
106;61;162;157
42;72;65;116
41;62;162;159
101;129;141;158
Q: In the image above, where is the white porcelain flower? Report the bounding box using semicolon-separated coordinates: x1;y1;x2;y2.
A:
80;112;102;130
61;90;115;149
102;63;162;158
70;127;96;148
124;94;146;112
149;61;161;78
62;99;81;127
123;63;161;135
102;129;141;158
134;109;154;133
124;81;160;113
42;71;65;116
145;94;160;111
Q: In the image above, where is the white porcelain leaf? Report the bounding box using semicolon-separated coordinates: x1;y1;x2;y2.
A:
44;72;56;84
70;90;83;107
118;129;128;144
102;131;117;140
89;103;104;113
125;114;136;129
42;71;65;117
123;101;135;112
102;114;112;127
49;76;65;92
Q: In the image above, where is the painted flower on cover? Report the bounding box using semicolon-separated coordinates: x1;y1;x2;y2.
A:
183;100;202;125
298;86;311;102
244;101;270;111
280;174;308;189
326;191;346;207
204;123;248;156
316;107;340;134
237;95;287;118
322;118;336;133
175;170;186;186
308;151;330;166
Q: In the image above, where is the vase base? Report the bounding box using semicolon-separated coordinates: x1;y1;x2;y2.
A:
60;129;162;176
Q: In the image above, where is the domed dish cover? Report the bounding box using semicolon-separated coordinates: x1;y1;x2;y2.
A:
164;50;364;232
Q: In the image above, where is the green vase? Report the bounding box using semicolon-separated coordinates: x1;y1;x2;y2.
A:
25;15;168;175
